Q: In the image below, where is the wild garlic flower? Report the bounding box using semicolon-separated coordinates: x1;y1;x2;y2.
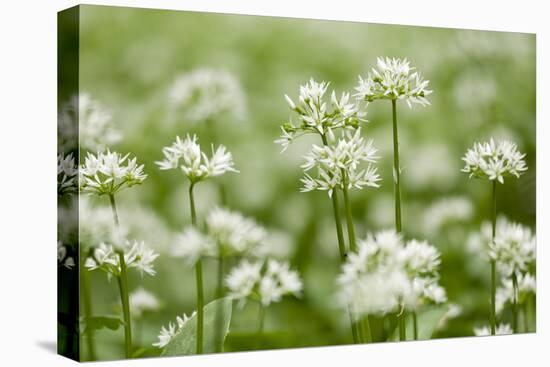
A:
489;220;535;277
354;57;432;107
58;152;78;196
226;259;303;307
337;230;445;316
85;240;159;279
58;93;122;152
57;241;75;269
461;138;527;184
171;227;215;265
474;323;512;336
206;207;267;256
80;151;147;196
422;196;473;234
300;128;381;197
156;134;238;183
152;311;197;348
496;272;536;314
168;68;245;125
129;287;161;318
275;78;367;152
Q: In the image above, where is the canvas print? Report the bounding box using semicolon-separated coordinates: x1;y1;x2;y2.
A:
57;5;536;362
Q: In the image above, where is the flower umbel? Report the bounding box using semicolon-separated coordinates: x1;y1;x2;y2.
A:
58;152;78;196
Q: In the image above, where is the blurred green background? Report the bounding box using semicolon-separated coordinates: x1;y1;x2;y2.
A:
74;5;535;360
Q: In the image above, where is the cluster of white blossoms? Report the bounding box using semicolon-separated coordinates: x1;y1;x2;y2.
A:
354;57;432;107
300;128;381;197
171;207;268;265
57;240;75;269
421;196;473;234
153;311;196;348
80;151;147;196
168;68;245;125
275;78;367;152
225;259;303;306
461;138;527;184
474;323;513;336
58;152;78;196
337;230;446;316
496;272;536;314
58;93;122;152
129;287;161;318
156;134;238;183
85;240;159;280
489;219;535;277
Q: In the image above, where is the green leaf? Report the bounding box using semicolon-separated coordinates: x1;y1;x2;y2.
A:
388;305;449;341
81;315;124;334
161;297;232;356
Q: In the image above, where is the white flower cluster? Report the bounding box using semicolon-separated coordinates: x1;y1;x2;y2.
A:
337;230;446;316
168;68;245;125
300;128;381;197
474;323;512;336
226;259;303;306
496;273;536;314
152;311;196;348
275;78;367;152
129;287;161;318
354;57;432;107
58;152;78;196
489;219;535;277
462;138;527;184
156;135;238;183
58;93;122;152
422;196;473;234
80;151;147;196
57;240;75;269
85;240;159;280
171;207;267;265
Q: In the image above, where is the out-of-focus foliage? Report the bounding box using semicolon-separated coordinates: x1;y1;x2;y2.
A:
71;5;535;360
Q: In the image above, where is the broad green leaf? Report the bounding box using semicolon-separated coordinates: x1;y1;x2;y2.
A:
81;315;124;334
161;297;232;356
389;305;449;341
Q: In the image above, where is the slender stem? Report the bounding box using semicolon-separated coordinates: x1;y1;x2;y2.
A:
256;302;265;350
398;307;406;341
391;99;402;233
215;255;225;352
512;272;519;333
109;194;132;358
412;311;418;340
189;183;204;354
81;258;96;360
490;180;497;335
360;316;373;343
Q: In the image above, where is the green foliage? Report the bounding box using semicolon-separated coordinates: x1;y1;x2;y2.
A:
81;315;124;334
388;305;449;341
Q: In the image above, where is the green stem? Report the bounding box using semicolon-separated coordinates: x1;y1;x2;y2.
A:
215;255;225;352
490;180;497;335
256;302;265;350
512;272;519;333
189;183;204;354
360;316;373;343
109;194;132;358
391;99;402;233
412;311;418;340
398;308;406;341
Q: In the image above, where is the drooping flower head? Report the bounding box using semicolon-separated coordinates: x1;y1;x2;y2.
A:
354;57;432;107
168;68;245;125
152;311;196;348
156;134;238;184
79;150;147;196
226;259;303;307
461;138;527;184
58;152;78;196
275;78;367;152
300;128;381;197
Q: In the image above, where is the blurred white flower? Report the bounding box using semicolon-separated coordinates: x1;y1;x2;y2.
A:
462;138;527;184
275;79;367;152
489;219;535;277
300;128;381;197
474;323;512;336
171;227;215;266
57;241;75;269
80;150;147;196
156;134;238;183
58;152;78;196
152;311;196;348
496;272;536;314
354;57;432;107
129;287;161;318
168;68;245;125
226;259;303;307
337;230;445;316
422;196;473;234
